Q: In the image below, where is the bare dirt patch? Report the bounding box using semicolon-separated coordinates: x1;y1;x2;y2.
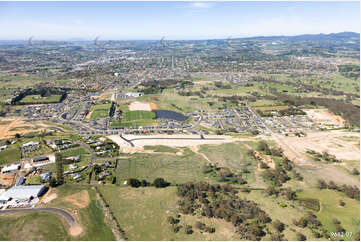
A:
85;111;93;119
129;101;152;111
304;109;345;126
63;190;90;209
279;130;359;161
0;117;49;139
41;189;58;204
69;224;84;237
149;102;158;110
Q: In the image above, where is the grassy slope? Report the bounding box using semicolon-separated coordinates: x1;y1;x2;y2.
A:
297;189;360;240
0;212;70;241
98;186;239;241
47;185;115;241
19;94;62;104
116;148;208;184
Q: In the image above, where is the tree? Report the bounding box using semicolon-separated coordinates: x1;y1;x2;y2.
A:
49;177;57;187
128;178;141;188
296;232;306;241
55;153;64;185
15;133;21;139
352;168;360;175
339;200;345;206
184;225;193;234
195;221;205;230
258;141;269;151
317;179;328;189
272;219;285;232
141;179;149;187
332;218;341;224
168;216;180;225
153;178;170;188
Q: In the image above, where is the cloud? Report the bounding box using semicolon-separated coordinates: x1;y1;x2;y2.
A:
189;2;213;8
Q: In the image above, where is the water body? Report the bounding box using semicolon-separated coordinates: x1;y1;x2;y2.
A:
154;110;188;121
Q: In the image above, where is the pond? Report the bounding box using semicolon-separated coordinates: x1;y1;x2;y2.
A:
154;110;188;121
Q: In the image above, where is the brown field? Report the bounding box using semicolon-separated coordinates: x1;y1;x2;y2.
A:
128;101;157;111
280;130;359;161
63;190;90;209
304;109;346;126
0;117;49;139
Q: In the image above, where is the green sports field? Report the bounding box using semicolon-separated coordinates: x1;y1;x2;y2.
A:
123;111;156;121
18;94;63;104
90;103;112;119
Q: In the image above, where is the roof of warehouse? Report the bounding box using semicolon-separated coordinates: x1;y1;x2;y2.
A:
0;185;45;200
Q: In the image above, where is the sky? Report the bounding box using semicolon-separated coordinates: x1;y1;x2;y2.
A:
0;1;359;40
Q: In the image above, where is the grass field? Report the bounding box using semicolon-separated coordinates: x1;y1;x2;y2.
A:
0;212;70;240
18;94;63;104
116;148;208;184
60;147;89;157
0;145;21;165
143;145;179;153
198;141;264;187
110;110;157;127
244;189;317;240
47;185;115;241
123;111;155;121
90;103;112;119
98;186;239;241
111;120;160;127
297;189;360;240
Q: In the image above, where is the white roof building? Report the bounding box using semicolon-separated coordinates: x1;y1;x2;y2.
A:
1;164;20;173
22;141;40;148
0;185;46;201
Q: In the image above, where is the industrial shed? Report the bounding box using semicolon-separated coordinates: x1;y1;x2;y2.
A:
33;156;49;163
0;185;47;201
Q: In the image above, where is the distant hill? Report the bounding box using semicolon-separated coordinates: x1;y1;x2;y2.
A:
234;32;359;42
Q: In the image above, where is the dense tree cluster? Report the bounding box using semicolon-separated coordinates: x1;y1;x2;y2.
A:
257;141;283;157
306;150;341;163
263;165;291;187
269;91;360;127
202;163;247;185
127;177;169;188
176;182;273;240
317;179;360;200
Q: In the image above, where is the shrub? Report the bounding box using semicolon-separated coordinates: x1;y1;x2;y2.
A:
128;178;141;188
272;219;285;232
153;178;170;188
296;232;306;241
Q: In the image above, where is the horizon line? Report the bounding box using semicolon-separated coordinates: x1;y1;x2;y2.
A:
0;31;359;42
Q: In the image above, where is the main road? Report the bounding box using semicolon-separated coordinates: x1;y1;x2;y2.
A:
0;207;75;225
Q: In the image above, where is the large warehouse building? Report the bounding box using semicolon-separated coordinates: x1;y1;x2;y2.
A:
0;185;47;202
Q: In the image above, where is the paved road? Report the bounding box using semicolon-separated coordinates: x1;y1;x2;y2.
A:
119;135;135;147
77;141;95;165
120;135;225;147
0;207;75;225
128;137;226;141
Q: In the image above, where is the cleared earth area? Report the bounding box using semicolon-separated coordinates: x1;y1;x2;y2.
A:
280;130;359;161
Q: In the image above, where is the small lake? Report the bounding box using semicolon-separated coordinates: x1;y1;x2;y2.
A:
154;110;188;121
